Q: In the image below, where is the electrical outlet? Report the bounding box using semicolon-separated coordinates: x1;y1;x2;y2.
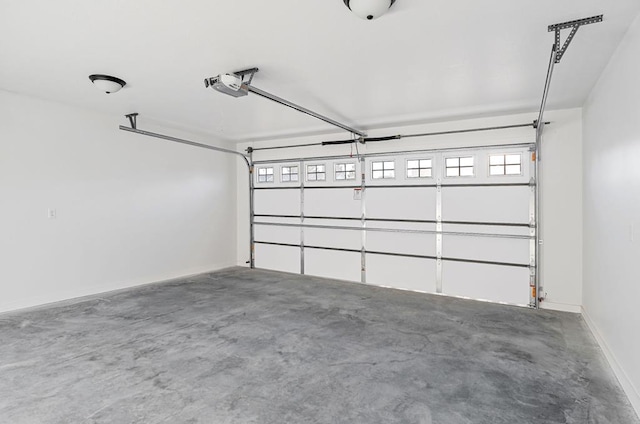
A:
353;189;362;200
48;208;56;219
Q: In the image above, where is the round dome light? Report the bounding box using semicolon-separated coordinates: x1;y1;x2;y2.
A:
343;0;396;20
89;74;127;94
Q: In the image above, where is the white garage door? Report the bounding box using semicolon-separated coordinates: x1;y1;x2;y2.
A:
252;144;537;307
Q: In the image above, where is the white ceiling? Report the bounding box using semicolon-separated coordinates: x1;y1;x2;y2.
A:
1;0;638;143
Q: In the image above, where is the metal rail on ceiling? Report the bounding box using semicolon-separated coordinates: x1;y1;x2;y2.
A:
205;67;367;138
119;114;251;168
247;85;367;138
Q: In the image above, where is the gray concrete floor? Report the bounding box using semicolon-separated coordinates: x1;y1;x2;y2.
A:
0;267;637;424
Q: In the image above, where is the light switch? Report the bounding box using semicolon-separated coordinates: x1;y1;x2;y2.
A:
48;208;56;219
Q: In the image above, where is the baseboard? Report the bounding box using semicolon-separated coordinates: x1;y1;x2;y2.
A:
582;306;640;418
0;262;237;315
540;301;581;313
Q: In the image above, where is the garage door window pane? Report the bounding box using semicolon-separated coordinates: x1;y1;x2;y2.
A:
506;165;521;175
407;158;432;179
490;165;505;176
460;166;474;177
460;157;474;167
372;161;395;179
281;166;299;182
506;155;520;164
257;167;274;183
335;163;356;180
489;154;521;176
307;164;326;181
490;155;504;165
446;157;474;177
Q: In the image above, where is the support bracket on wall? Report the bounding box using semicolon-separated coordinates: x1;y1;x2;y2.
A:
549;15;603;63
536;14;603;144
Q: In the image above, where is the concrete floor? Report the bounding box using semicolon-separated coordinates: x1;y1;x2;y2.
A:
0;268;637;424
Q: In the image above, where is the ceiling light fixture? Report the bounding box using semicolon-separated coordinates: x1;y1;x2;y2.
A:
343;0;396;20
88;74;127;94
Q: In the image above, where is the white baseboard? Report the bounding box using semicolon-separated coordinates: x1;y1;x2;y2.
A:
540;301;581;313
582;306;640;418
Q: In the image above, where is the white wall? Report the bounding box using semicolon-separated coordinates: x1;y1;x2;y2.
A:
582;14;640;414
538;109;583;312
237;109;583;311
0;90;238;313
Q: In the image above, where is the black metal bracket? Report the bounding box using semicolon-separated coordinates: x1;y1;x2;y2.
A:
125;113;138;130
548;15;603;63
532;120;551;129
232;67;259;86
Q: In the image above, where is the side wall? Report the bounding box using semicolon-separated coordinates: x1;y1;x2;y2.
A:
0;90;238;313
237;109;583;312
582;14;640;414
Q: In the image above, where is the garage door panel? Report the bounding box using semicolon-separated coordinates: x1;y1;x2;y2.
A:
305;189;360;218
367;187;436;220
305;227;361;250
366;254;437;293
255;244;299;274
441;186;530;223
254;189;300;216
443;236;529;265
305;250;361;282
254;218;300;245
367;230;436;256
443;262;530;306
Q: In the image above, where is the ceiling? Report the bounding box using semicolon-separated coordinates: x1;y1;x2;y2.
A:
1;0;638;143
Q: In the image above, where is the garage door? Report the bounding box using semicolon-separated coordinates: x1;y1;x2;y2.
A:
252;143;537;307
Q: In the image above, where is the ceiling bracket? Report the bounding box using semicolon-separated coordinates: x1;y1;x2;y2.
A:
548;15;603;63
233;67;260;85
125;113;138;130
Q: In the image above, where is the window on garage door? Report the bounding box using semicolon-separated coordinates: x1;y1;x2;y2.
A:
445;156;474;177
281;165;299;182
306;164;326;181
335;163;356;180
489;154;522;176
372;160;395;180
257;167;274;183
406;158;433;179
